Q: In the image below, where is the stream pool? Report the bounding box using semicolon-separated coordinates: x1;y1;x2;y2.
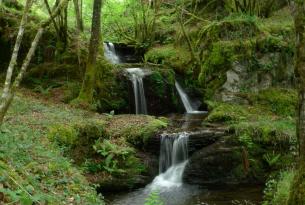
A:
105;185;262;205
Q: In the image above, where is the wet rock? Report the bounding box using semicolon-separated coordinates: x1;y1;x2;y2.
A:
183;135;246;185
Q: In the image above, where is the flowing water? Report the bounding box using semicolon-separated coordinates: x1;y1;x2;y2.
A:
108;132;200;205
104;42;121;64
175;81;207;114
126;68;148;115
106;129;262;205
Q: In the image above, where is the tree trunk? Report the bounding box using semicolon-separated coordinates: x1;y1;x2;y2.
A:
0;0;70;124
1;0;32;100
77;0;103;105
73;0;84;32
287;1;305;204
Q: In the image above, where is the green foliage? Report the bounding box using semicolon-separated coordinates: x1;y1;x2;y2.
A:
207;100;296;173
145;191;164;205
263;169;295;205
251;88;297;117
85;139;145;175
287;164;305;205
0;95;104;204
225;0;287;17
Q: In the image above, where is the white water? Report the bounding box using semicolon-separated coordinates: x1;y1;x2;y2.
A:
110;132;200;205
175;81;206;114
126;68;148;115
149;132;189;190
104;42;120;64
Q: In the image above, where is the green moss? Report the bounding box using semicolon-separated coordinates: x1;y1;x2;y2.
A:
95;65;129;113
48;120;107;148
206;101;250;122
145;45;191;73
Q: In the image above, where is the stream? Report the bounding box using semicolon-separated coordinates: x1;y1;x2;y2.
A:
103;44;263;205
104;113;262;205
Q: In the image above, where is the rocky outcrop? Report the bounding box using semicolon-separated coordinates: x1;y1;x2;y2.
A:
144;128;227;155
215;52;295;104
183;135;246;185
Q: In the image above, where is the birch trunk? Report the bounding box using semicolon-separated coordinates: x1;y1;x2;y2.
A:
1;0;32;99
0;0;70;124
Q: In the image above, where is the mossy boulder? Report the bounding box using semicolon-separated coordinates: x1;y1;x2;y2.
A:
48;115;167;191
144;68;181;114
145;45;191;74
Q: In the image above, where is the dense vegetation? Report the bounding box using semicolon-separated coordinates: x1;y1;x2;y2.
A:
0;0;304;204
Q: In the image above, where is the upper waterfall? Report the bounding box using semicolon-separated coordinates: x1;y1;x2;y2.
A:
104;42;120;64
126;68;149;115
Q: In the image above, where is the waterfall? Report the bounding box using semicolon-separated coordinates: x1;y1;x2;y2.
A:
104;42;120;64
150;133;189;189
126;68;148;115
175;81;206;114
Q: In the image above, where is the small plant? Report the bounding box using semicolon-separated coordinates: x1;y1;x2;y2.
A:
91;139;142;174
263;153;281;167
144;191;164;205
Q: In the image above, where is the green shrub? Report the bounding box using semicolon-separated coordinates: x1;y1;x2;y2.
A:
84;139;145;175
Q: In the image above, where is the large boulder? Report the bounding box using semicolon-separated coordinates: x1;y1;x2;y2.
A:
183;135;246;185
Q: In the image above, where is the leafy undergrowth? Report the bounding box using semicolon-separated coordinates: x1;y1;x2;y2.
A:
206;88;297;205
0;93;106;204
47;114;167;190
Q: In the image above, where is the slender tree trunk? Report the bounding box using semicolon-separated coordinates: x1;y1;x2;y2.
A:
294;0;305;160
77;0;103;104
73;0;84;32
1;0;32;100
0;0;70;124
287;1;305;203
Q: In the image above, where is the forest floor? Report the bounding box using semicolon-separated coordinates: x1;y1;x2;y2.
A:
0;88;167;204
0;90;105;204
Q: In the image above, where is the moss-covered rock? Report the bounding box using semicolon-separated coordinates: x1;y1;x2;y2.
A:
145;45;191;74
47;114;166;191
106;115;168;148
144;68;181;114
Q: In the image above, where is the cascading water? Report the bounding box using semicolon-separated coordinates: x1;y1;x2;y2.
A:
150;132;189;189
104;42;121;64
175;81;206;114
126;68;148;115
